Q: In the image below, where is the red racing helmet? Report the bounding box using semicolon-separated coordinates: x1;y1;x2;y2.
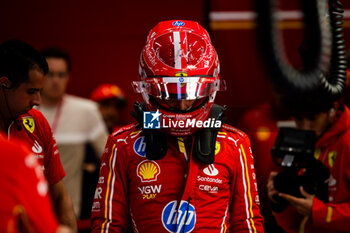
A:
133;20;226;136
91;84;126;103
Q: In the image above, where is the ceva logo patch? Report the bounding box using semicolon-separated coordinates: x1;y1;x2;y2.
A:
162;200;196;233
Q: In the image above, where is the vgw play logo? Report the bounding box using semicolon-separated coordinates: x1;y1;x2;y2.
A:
143;110;222;130
162;200;196;233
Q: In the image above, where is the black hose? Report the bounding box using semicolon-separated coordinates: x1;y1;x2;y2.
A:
322;0;347;99
256;0;346;102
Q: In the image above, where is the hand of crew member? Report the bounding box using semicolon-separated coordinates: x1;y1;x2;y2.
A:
278;186;315;217
267;171;279;203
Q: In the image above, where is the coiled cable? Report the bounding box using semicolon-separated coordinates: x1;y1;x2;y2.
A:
321;0;347;99
256;0;346;102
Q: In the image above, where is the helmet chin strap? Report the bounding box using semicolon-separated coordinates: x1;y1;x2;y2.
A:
131;102;226;164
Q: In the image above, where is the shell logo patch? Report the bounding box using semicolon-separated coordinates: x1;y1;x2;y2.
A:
137;160;161;182
215;141;220;155
23;117;35;133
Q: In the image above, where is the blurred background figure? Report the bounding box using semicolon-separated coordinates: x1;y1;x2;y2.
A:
0;135;73;233
258;0;350;231
36;47;109;224
0;39;77;231
267;98;350;233
342;51;350;107
238;89;294;233
90;84;127;133
82;84;127;230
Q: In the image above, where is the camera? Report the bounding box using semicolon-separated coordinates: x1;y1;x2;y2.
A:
270;127;330;211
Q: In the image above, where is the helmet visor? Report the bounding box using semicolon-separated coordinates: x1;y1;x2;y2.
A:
133;77;226;100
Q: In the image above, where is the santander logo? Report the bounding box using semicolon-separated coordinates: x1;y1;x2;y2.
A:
203;164;219;176
32;140;43;154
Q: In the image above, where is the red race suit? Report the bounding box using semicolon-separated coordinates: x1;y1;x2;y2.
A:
7;109;65;184
274;106;350;233
91;123;264;233
0;135;58;233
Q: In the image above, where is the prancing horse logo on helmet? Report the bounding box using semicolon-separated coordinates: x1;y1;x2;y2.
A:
175;72;188;77
175;72;187;87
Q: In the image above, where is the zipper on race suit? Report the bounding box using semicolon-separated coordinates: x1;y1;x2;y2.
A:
181;196;192;233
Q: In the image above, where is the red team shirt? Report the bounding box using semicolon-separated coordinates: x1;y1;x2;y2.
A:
274;106;350;233
7;109;65;184
91;123;264;233
0;136;58;233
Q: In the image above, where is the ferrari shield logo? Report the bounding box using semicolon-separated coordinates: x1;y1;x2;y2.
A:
23;117;35;133
175;72;188;77
215;141;221;155
328;151;337;168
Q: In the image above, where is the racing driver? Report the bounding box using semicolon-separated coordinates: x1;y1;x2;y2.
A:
91;20;264;233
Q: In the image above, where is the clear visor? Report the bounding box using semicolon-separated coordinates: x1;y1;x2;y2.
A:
132;77;226;100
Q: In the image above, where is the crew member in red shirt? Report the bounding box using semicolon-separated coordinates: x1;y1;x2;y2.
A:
267;100;350;232
0;39;77;232
0;135;73;233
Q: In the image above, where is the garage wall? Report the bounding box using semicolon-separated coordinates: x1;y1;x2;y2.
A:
1;0;350;125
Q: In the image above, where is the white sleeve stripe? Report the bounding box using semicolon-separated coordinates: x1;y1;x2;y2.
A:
239;148;253;233
105;147;118;233
220;204;229;233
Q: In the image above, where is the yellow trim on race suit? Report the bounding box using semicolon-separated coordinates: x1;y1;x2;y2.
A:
241;144;257;233
177;137;186;153
326;206;333;223
299;216;309;233
101;144;116;233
